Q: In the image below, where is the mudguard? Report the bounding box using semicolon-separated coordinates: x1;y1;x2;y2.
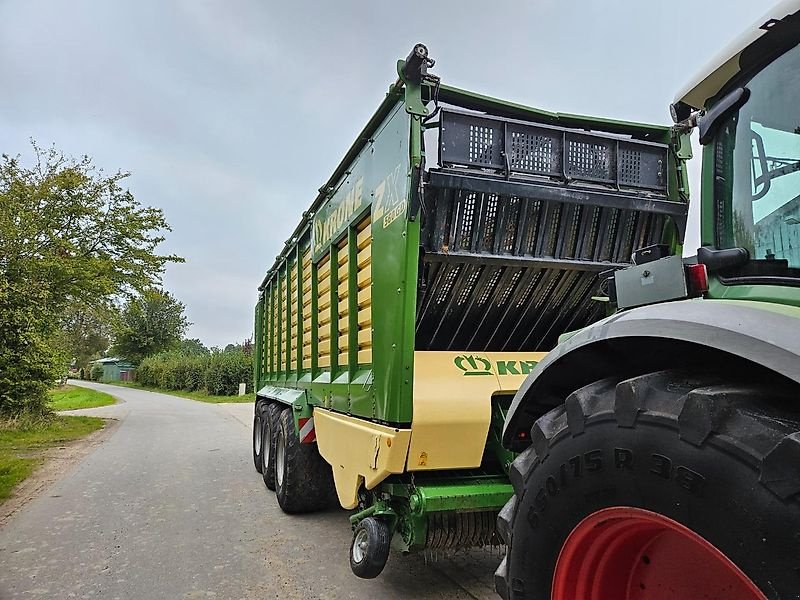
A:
503;298;800;448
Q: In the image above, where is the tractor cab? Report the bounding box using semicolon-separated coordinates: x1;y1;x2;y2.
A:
676;0;800;298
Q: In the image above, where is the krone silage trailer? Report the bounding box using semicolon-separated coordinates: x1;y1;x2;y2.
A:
251;44;689;578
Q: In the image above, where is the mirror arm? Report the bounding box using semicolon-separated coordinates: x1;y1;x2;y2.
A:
698;87;751;145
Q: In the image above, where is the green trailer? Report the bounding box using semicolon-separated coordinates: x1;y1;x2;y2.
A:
251;44;690;579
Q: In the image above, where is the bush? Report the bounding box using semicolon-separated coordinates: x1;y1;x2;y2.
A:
205;350;252;396
90;365;104;381
182;357;207;391
134;348;249;396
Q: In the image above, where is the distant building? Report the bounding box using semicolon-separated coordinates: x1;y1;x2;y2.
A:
91;357;135;382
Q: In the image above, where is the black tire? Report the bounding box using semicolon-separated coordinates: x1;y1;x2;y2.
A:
495;370;800;600
252;407;264;474
274;408;337;513
261;402;282;491
349;517;391;579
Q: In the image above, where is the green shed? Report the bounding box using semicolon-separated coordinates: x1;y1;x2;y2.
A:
92;357;135;382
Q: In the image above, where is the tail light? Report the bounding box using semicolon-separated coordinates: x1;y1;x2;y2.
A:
685;263;708;297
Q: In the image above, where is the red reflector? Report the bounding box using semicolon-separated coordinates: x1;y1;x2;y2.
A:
685;263;708;296
517;430;528;440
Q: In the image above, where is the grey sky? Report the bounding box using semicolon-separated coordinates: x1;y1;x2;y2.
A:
0;1;767;347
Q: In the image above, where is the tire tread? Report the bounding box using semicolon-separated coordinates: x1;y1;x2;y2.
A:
495;369;800;599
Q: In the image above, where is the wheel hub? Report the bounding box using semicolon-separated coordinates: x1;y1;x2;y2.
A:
275;426;285;488
551;507;766;600
254;416;262;455
264;417;271;469
352;528;369;564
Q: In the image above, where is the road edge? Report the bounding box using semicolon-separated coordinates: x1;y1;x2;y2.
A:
0;418;121;529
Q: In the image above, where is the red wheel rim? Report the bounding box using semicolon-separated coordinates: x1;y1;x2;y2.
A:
551;507;766;600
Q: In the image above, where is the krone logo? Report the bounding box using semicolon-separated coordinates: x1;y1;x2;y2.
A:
454;354;492;376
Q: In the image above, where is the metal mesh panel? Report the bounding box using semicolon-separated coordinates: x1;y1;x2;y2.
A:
509;128;561;174
468;124;498;165
565;135;614;183
619;141;667;189
439;109;668;192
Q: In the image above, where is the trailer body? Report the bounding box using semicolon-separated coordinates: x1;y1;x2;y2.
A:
252;49;688;562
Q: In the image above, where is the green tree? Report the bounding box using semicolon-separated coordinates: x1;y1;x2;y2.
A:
113;289;190;363
179;338;209;356
61;305;114;370
0;143;181;415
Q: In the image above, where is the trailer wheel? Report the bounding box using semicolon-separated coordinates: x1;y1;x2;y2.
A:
495;370;800;600
349;517;391;579
274;408;336;513
261;402;283;491
252;406;264;474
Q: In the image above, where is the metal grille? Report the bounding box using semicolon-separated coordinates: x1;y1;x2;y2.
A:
418;109;685;352
417;187;666;352
425;189;659;262
440;109;668;192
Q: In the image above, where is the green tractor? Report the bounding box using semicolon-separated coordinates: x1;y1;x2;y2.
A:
496;2;800;598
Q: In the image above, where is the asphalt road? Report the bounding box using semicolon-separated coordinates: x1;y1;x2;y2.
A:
0;381;499;599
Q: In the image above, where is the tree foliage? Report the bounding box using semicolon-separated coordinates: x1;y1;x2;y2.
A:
112;289;190;364
61;305;113;370
0;143;182;415
0;274;65;414
179;338;209;356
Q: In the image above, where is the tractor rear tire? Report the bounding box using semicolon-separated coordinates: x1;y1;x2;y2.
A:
261;402;283;491
274;408;337;514
495;370;800;600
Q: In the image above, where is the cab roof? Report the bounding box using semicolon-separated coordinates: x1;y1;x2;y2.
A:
676;0;800;109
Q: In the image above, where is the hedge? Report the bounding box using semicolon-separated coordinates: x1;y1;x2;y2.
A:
135;349;252;396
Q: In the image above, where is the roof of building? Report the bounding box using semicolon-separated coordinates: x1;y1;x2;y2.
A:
91;357;133;365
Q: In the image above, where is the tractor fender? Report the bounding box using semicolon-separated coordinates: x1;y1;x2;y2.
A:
502;298;800;449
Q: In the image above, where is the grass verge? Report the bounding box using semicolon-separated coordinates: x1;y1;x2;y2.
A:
0;415;104;502
48;385;117;411
103;381;254;404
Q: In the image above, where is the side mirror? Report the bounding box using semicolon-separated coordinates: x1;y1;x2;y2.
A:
697;87;750;145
